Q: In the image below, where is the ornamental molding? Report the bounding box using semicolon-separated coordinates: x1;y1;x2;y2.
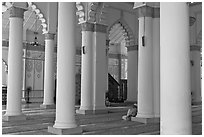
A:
2;2;48;34
76;2;109;25
27;2;48;34
135;5;160;18
9;6;25;18
126;45;138;51
94;23;107;33
45;33;55;40
80;22;94;31
76;2;85;24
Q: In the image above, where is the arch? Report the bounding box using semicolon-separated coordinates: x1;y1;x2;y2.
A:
27;2;48;34
108;19;136;46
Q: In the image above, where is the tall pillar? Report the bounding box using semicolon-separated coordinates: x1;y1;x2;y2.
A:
92;23;108;113
126;45;138;102
136;6;154;119
152;9;160;117
160;2;192;134
190;45;201;105
76;22;94;114
40;33;55;109
3;6;26;121
131;5;160;124
48;2;82;134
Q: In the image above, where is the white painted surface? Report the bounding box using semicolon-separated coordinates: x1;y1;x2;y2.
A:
80;31;94;110
160;3;192;134
93;31;107;110
152;17;160;117
53;2;77;129
137;17;154;118
43;38;55;105
5;17;24;116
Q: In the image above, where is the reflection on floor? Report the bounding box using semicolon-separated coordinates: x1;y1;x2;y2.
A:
2;103;202;135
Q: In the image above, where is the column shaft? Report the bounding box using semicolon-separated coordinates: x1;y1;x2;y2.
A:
127;46;138;102
80;24;94;110
54;2;77;128
152;17;160;117
190;47;201;104
160;2;192;134
93;24;107;110
42;34;55;107
137;17;154;118
5;7;24;116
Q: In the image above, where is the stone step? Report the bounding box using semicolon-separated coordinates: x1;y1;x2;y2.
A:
2;116;55;127
139;130;160;135
81;120;142;133
2;123;53;134
10;129;54;135
83;123;160;135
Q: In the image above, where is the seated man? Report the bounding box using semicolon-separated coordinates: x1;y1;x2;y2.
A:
122;103;137;121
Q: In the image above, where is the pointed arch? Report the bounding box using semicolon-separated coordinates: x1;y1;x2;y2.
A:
108;19;136;46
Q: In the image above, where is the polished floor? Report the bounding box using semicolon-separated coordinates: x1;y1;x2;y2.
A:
2;103;202;135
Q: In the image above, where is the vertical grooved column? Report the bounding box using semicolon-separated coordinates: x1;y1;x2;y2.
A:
160;2;192;134
3;6;26;121
41;33;55;109
48;2;82;134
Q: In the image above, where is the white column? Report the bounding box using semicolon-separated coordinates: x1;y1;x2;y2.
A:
48;2;82;134
77;22;94;114
3;7;26;121
190;45;201;105
126;45;138;102
137;16;154;118
92;23;107;113
152;15;160;117
41;33;55;109
160;2;192;134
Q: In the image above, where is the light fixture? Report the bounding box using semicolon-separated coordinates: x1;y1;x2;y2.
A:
30;16;39;46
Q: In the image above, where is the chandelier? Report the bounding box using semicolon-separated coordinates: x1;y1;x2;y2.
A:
30;15;39;46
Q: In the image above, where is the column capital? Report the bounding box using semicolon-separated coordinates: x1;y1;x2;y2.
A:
94;23;107;33
81;22;94;32
126;45;138;52
45;33;55;40
190;45;201;51
9;6;25;18
136;6;160;18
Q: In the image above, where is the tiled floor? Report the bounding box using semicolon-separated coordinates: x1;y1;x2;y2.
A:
2;103;202;135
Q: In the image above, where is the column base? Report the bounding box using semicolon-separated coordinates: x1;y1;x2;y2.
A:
48;126;82;135
76;109;108;115
131;117;160;124
3;114;26;121
40;104;56;109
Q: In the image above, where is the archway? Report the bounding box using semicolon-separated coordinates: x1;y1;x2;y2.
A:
107;20;135;102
